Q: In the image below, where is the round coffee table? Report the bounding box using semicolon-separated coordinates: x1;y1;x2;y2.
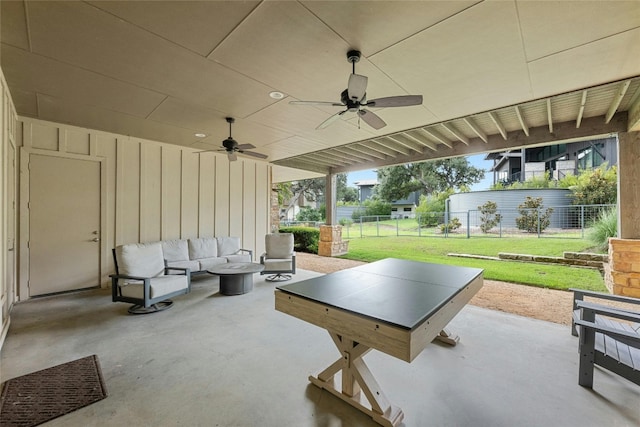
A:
207;262;265;295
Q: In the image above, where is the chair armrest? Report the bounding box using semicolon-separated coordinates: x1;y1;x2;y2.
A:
571;288;640;307
576;300;640;323
239;248;253;259
164;266;190;276
109;273;151;281
574;318;640;349
260;252;267;263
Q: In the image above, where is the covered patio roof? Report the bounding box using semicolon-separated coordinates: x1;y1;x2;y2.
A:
2;1;639;181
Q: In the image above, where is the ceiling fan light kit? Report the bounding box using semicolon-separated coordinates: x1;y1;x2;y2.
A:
194;117;267;161
291;49;423;130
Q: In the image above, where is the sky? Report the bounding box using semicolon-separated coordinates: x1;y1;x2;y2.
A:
346;154;494;192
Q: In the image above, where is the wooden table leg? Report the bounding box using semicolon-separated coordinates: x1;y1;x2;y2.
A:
308;331;404;427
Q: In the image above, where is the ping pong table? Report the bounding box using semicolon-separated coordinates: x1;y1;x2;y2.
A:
275;258;483;427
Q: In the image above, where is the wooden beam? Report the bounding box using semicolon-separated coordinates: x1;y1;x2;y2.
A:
627;84;640;132
441;122;469;145
313;151;354;166
347;144;386;160
327;113;628;175
403;131;438;151
386;134;427;154
366;140;404;157
463;117;488;143
332;146;379;162
605;80;631;124
373;137;412;156
547;99;553;134
421;127;454;148
576;90;587;128
488;112;507;140
514;105;529;136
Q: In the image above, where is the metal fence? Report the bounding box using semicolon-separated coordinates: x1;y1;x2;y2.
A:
282;204;615;239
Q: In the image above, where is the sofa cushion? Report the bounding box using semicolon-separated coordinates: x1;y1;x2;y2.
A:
263;258;293;271
115;242;165;278
161;239;190;262
189;238;217;260
265;233;294;259
165;259;200;274
217;237;241;256
198;257;227;271
119;275;189;299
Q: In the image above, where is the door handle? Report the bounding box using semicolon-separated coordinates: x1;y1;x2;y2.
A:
92;238;100;242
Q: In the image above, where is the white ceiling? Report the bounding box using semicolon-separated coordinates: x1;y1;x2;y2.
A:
2;1;639;179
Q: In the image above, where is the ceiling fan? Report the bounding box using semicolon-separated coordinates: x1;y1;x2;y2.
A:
196;117;267;161
290;50;423;130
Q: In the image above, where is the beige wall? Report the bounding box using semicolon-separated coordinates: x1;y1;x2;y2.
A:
1;70;18;350
17;117;271;299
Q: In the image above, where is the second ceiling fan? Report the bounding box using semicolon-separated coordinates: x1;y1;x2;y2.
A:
196;117;267;161
290;50;423;130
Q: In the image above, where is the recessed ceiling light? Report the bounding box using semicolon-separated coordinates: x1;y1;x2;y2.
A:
194;133;206;138
269;91;285;99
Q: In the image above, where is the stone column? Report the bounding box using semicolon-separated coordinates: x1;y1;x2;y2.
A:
318;225;349;257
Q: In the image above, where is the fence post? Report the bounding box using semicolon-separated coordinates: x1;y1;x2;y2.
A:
376;216;380;237
360;216;363;238
581;205;585;239
537;208;541;238
467;210;471;238
396;216;400;237
499;210;502;238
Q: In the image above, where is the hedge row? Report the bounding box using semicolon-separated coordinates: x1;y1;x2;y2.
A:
278;226;319;254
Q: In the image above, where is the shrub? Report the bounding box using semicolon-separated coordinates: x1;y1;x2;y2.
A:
515;196;554;233
478;201;502;233
439;217;461;234
278;226;319;254
339;218;353;227
416;193;447;227
296;206;322;222
587;207;617;253
351;199;392;222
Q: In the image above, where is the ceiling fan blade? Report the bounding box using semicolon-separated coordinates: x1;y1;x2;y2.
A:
227;152;237;161
358;109;386;130
236;143;256;150
366;95;423;108
240;150;268;159
347;74;368;102
317;110;347;130
290;100;344;107
193;148;226;154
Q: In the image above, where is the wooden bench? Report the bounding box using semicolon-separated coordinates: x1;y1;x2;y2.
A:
571;291;640;388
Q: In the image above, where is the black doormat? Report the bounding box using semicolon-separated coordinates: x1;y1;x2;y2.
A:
0;355;107;427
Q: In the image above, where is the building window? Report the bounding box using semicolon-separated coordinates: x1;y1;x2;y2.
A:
391;207;397;212
577;143;605;169
403;207;412;212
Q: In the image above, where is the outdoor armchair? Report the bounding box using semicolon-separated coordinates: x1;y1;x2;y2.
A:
260;233;296;282
571;290;640;389
111;242;191;314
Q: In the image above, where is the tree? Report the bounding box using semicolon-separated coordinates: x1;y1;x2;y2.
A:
279;178;325;219
515;196;554;233
336;173;359;203
478;201;502;233
376;158;485;201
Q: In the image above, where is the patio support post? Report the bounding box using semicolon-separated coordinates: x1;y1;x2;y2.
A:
325;173;337;226
606;131;640;297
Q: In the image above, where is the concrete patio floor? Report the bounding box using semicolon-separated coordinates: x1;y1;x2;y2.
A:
1;269;639;427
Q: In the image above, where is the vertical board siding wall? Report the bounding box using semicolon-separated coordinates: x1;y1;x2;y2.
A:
18;117;270;294
1;71;18;350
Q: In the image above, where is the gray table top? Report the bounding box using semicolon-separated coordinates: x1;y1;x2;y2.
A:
207;262;265;275
277;258;483;330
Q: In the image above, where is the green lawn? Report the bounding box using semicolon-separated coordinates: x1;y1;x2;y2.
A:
338;236;606;292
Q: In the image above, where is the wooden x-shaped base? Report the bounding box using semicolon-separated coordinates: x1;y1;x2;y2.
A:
309;331;404;427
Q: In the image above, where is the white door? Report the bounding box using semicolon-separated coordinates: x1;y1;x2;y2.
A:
29;154;101;296
4;143;16;315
